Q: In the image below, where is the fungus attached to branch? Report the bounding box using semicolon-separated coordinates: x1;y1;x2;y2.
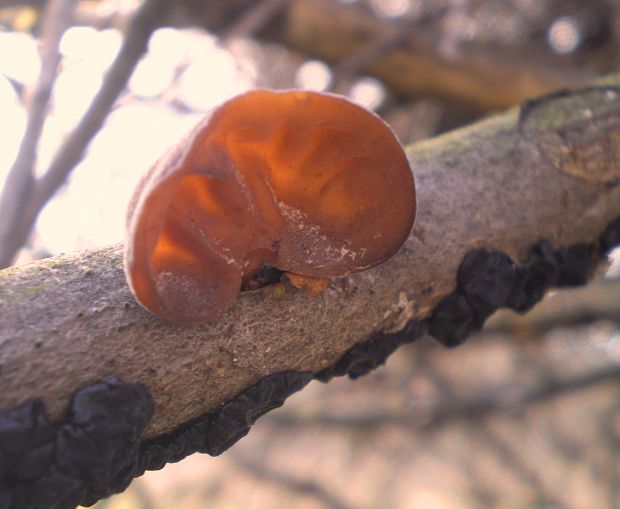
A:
124;90;416;322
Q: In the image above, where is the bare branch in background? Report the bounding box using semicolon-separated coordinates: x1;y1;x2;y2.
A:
0;0;76;266
267;365;620;431
330;4;448;93
230;452;354;509
470;426;560;507
279;0;596;109
223;0;288;40
437;0;471;60
0;0;170;268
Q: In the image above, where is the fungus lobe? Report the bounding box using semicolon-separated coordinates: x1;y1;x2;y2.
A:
124;90;416;322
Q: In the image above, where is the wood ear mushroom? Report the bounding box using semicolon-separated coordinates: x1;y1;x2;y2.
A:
124;90;416;323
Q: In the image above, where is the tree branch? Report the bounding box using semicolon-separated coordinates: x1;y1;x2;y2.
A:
229;451;354;509
275;0;597;110
1;76;620;434
329;3;449;93
0;0;76;266
1;77;620;507
0;0;170;268
223;0;288;40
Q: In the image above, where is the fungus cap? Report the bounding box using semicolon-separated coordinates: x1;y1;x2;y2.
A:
124;89;416;322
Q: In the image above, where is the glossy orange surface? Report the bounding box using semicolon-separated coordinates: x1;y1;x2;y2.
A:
124;90;416;322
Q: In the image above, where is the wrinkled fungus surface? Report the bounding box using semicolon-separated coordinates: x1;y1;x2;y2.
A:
124;90;416;322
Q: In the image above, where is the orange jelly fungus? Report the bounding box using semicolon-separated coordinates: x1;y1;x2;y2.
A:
124;90;416;323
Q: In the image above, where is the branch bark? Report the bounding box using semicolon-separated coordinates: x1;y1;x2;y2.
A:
1;76;620;442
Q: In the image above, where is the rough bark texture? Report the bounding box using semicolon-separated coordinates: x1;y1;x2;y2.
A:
2;80;620;436
1;79;620;507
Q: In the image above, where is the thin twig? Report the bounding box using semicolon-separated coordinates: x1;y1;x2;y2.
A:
0;0;76;266
267;366;620;430
469;425;559;507
437;0;470;60
330;5;449;92
0;0;170;268
230;451;355;509
223;0;288;40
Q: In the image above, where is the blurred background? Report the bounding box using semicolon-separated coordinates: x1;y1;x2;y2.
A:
0;0;619;507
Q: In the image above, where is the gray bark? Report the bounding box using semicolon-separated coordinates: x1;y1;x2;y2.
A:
1;79;620;439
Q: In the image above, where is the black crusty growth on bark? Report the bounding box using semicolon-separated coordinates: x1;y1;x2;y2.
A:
0;214;619;509
0;378;154;509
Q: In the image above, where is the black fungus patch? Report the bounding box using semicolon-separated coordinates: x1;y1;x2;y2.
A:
428;214;620;346
554;244;598;287
458;250;516;310
137;371;312;475
0;379;154;509
505;241;558;312
316;319;427;382
1;213;620;508
601;215;620;254
202;371;312;456
428;292;474;347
